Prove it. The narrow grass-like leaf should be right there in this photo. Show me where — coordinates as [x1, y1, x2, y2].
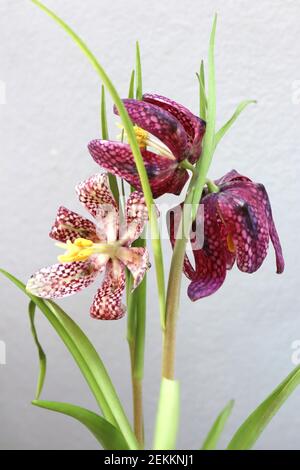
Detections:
[153, 378, 180, 450]
[197, 60, 207, 120]
[32, 400, 129, 450]
[128, 69, 135, 99]
[201, 399, 234, 450]
[0, 269, 139, 450]
[101, 85, 119, 202]
[228, 366, 300, 450]
[214, 99, 256, 150]
[28, 301, 47, 400]
[135, 41, 142, 100]
[31, 0, 165, 331]
[192, 14, 217, 216]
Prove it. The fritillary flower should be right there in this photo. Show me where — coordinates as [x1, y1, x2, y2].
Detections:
[26, 173, 150, 320]
[168, 170, 284, 301]
[88, 94, 206, 198]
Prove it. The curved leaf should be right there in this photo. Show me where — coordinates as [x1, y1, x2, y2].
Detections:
[201, 399, 234, 450]
[214, 100, 256, 150]
[228, 366, 300, 450]
[32, 400, 129, 450]
[28, 301, 47, 399]
[0, 269, 139, 450]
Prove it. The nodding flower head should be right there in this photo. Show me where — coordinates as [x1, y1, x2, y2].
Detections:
[26, 173, 150, 320]
[168, 170, 284, 301]
[88, 93, 206, 198]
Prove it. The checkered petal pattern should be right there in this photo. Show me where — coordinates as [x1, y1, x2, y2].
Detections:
[90, 260, 126, 320]
[49, 206, 98, 243]
[26, 256, 104, 299]
[117, 247, 150, 290]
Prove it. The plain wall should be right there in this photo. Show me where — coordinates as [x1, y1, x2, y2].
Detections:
[0, 0, 300, 450]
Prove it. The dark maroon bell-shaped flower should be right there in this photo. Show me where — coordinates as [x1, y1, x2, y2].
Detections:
[88, 94, 206, 198]
[168, 170, 284, 301]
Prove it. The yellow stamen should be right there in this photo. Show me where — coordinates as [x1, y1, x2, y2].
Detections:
[227, 233, 235, 253]
[57, 237, 119, 263]
[133, 125, 149, 148]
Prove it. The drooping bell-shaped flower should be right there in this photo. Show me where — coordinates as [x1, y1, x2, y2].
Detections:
[168, 170, 284, 301]
[88, 94, 206, 198]
[26, 173, 150, 320]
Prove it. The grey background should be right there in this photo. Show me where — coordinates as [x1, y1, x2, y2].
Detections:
[0, 0, 299, 450]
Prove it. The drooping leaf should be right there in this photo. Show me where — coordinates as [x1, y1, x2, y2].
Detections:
[227, 366, 300, 450]
[201, 399, 234, 450]
[0, 269, 139, 450]
[214, 99, 256, 150]
[32, 400, 129, 450]
[153, 378, 180, 450]
[28, 301, 47, 400]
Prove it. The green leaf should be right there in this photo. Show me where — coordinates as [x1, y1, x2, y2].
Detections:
[135, 41, 142, 100]
[31, 0, 165, 331]
[192, 14, 217, 217]
[0, 269, 139, 450]
[153, 378, 180, 450]
[101, 85, 120, 202]
[28, 301, 47, 400]
[128, 69, 135, 100]
[201, 399, 234, 450]
[228, 365, 300, 450]
[214, 99, 256, 150]
[32, 400, 129, 450]
[196, 60, 207, 121]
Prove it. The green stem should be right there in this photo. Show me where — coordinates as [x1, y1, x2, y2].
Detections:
[161, 15, 218, 380]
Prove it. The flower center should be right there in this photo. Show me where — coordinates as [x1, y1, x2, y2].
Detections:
[57, 238, 119, 263]
[117, 123, 175, 159]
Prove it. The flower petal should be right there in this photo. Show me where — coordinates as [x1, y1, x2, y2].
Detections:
[26, 257, 104, 299]
[76, 173, 118, 242]
[76, 173, 117, 218]
[88, 140, 180, 198]
[188, 195, 228, 300]
[217, 186, 270, 273]
[90, 260, 126, 320]
[122, 191, 148, 244]
[117, 247, 149, 290]
[167, 203, 196, 279]
[116, 99, 188, 161]
[49, 206, 98, 243]
[257, 184, 284, 273]
[142, 93, 206, 163]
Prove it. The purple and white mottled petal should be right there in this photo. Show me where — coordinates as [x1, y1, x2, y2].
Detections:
[90, 260, 126, 320]
[26, 256, 104, 299]
[142, 93, 206, 163]
[116, 99, 189, 161]
[189, 194, 228, 300]
[256, 184, 284, 273]
[76, 173, 117, 219]
[121, 191, 148, 244]
[117, 247, 150, 290]
[49, 206, 98, 243]
[88, 140, 179, 198]
[217, 187, 270, 273]
[215, 170, 252, 186]
[167, 203, 197, 279]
